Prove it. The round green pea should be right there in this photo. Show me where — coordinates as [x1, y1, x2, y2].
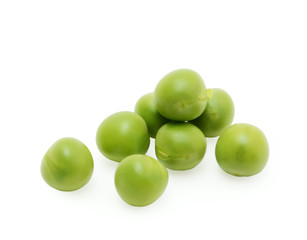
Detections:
[41, 137, 94, 191]
[191, 88, 234, 138]
[114, 154, 169, 207]
[134, 92, 169, 138]
[155, 122, 207, 170]
[96, 111, 150, 162]
[154, 69, 207, 121]
[215, 123, 269, 176]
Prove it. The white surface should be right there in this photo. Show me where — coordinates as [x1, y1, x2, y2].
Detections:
[1, 0, 306, 239]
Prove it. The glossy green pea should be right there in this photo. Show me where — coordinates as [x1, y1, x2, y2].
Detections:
[114, 154, 168, 207]
[155, 122, 207, 170]
[191, 88, 234, 138]
[215, 123, 269, 176]
[134, 92, 169, 138]
[41, 137, 94, 191]
[154, 69, 207, 121]
[96, 111, 150, 162]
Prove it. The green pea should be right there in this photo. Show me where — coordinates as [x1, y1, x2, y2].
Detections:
[41, 137, 94, 191]
[191, 88, 234, 138]
[134, 92, 169, 138]
[215, 123, 269, 176]
[96, 111, 150, 162]
[154, 69, 207, 121]
[114, 154, 169, 207]
[155, 122, 207, 170]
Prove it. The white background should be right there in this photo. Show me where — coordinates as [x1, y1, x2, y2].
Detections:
[1, 0, 306, 239]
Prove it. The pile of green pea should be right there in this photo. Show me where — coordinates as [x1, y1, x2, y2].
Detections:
[41, 69, 269, 207]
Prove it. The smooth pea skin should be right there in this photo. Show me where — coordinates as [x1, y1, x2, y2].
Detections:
[191, 88, 234, 138]
[41, 137, 94, 191]
[154, 69, 208, 121]
[96, 111, 150, 162]
[114, 154, 168, 207]
[215, 123, 269, 176]
[134, 92, 169, 138]
[155, 122, 207, 170]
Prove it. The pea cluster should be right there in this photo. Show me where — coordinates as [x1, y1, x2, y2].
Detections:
[41, 69, 269, 206]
